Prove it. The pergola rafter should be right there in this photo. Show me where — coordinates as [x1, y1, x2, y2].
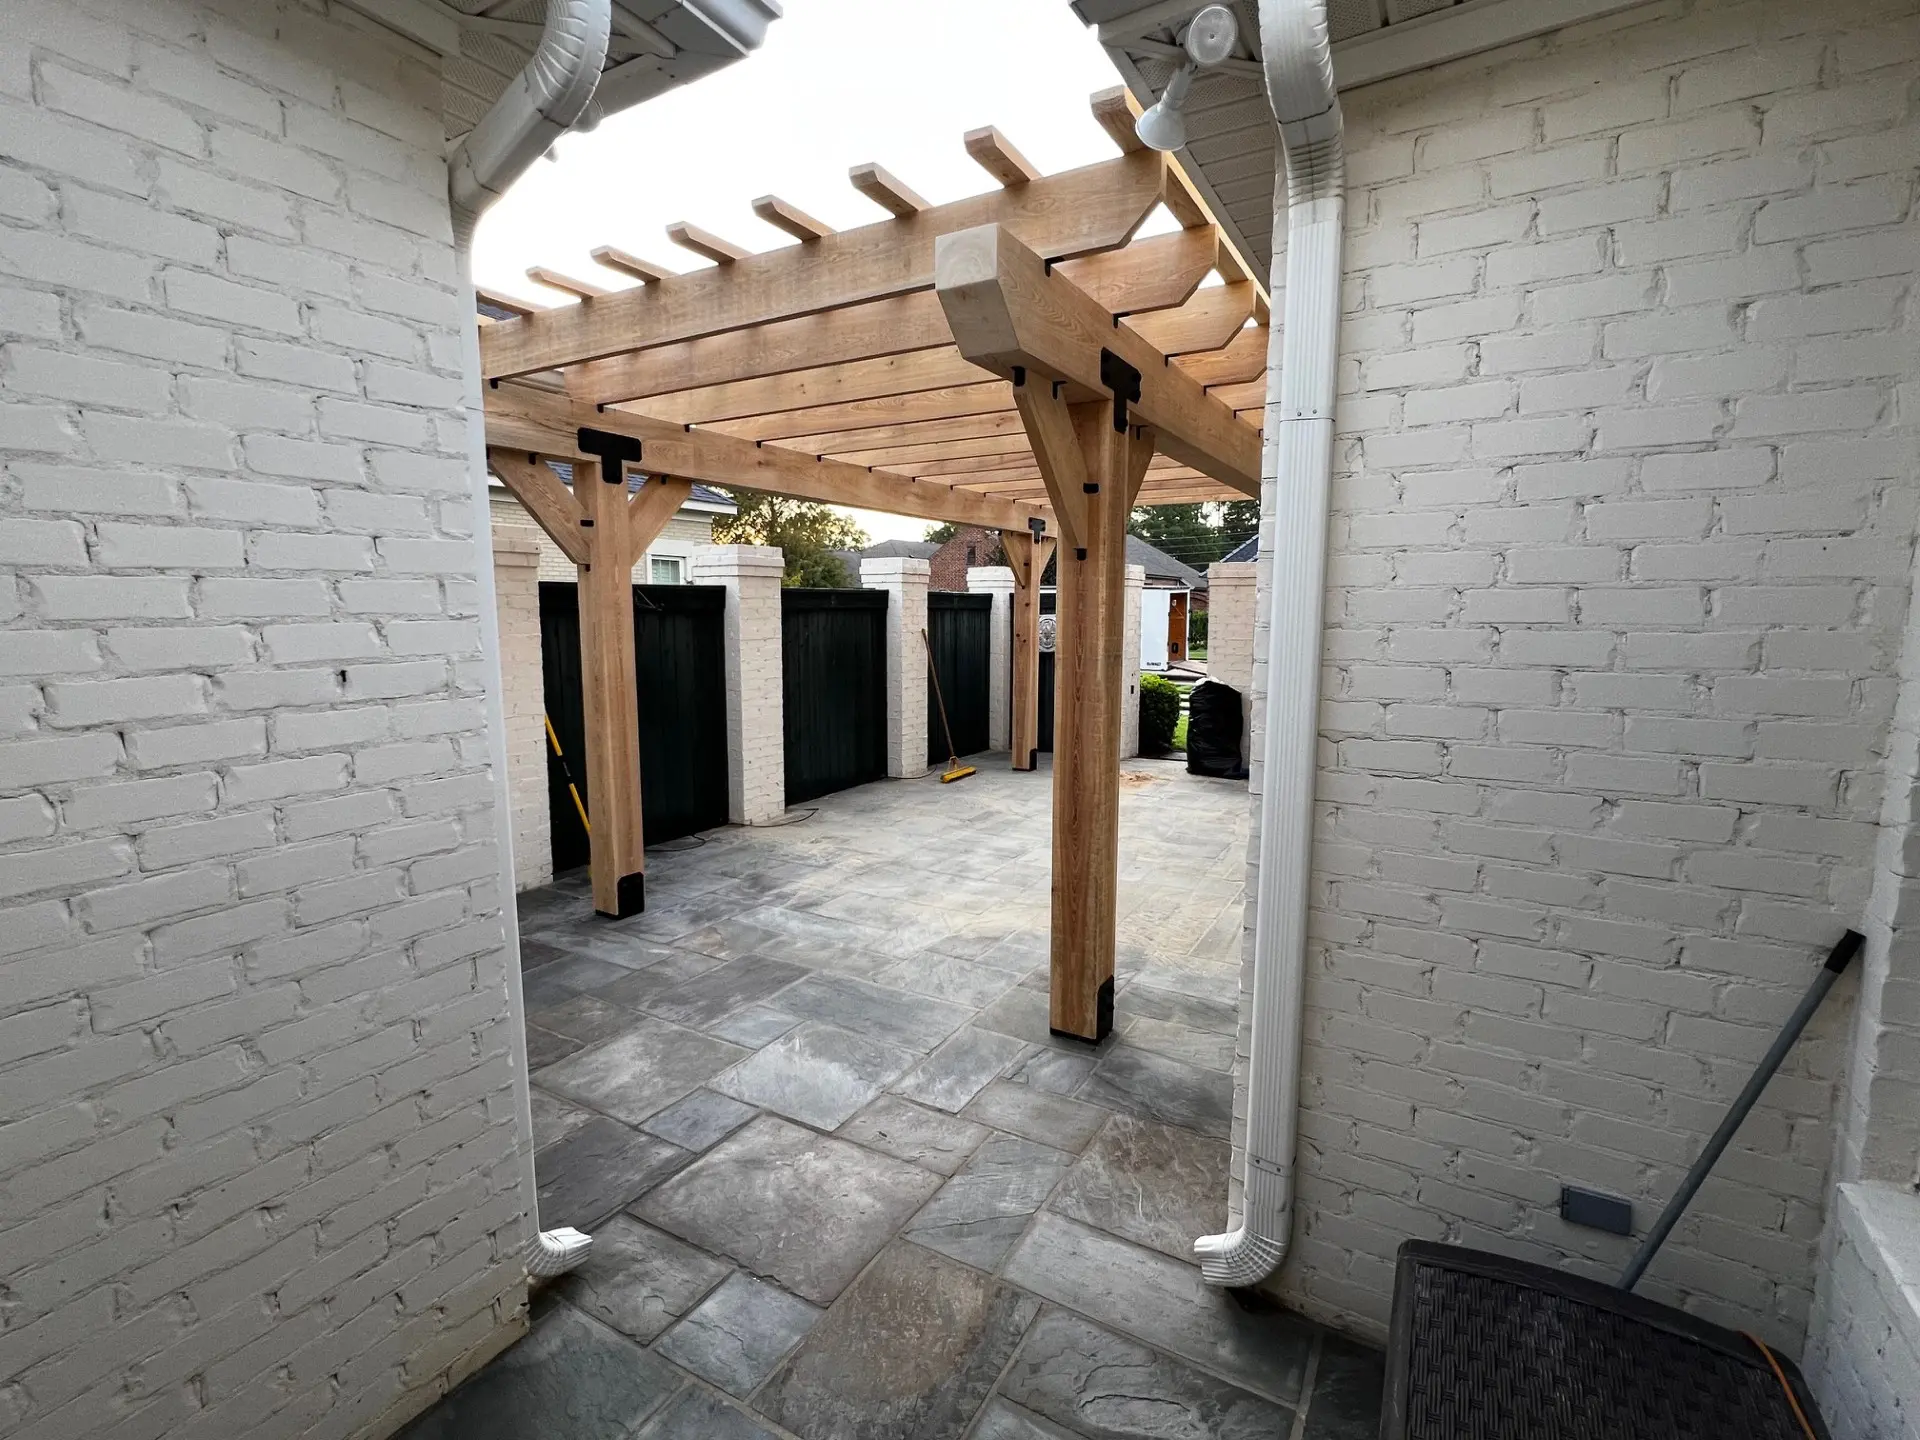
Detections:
[481, 92, 1273, 1037]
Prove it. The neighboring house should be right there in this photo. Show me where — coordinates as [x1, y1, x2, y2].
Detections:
[1217, 533, 1257, 565]
[929, 525, 999, 589]
[0, 4, 773, 1440]
[829, 537, 941, 581]
[486, 461, 737, 584]
[1083, 0, 1920, 1420]
[1126, 533, 1205, 669]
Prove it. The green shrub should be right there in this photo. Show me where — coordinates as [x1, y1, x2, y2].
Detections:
[1188, 611, 1209, 648]
[1140, 673, 1182, 755]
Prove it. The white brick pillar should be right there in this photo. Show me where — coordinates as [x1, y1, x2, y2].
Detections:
[692, 545, 786, 823]
[1207, 561, 1258, 766]
[1121, 563, 1145, 760]
[969, 565, 1014, 754]
[862, 557, 931, 778]
[492, 534, 552, 890]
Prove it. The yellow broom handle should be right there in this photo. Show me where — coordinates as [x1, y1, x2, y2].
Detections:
[544, 714, 591, 833]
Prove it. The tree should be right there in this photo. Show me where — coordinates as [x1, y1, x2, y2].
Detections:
[1218, 499, 1259, 555]
[923, 522, 959, 544]
[713, 489, 868, 588]
[1127, 500, 1261, 569]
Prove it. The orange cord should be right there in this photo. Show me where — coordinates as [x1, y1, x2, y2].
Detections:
[1744, 1332, 1819, 1440]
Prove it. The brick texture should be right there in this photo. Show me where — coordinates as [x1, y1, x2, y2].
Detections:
[690, 545, 786, 825]
[968, 565, 1015, 753]
[1805, 1183, 1920, 1439]
[1233, 0, 1920, 1353]
[492, 535, 550, 891]
[1207, 562, 1257, 768]
[1122, 563, 1144, 761]
[0, 4, 533, 1437]
[863, 557, 931, 779]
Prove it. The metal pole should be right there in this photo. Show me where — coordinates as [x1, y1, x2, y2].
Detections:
[1618, 929, 1863, 1291]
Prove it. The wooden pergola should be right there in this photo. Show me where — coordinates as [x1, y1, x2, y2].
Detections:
[481, 90, 1268, 1042]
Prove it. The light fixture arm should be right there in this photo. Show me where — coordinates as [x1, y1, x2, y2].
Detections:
[1134, 4, 1241, 152]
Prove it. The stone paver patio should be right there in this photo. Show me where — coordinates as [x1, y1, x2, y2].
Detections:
[402, 756, 1383, 1439]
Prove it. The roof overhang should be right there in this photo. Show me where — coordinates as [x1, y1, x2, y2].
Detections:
[1079, 0, 1662, 275]
[336, 0, 781, 141]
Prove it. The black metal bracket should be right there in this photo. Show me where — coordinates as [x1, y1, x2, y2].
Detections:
[1027, 516, 1046, 540]
[577, 427, 643, 484]
[1011, 365, 1026, 389]
[1100, 348, 1141, 434]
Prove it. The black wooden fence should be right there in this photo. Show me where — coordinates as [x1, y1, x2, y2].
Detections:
[539, 582, 731, 869]
[1036, 590, 1058, 753]
[927, 592, 991, 764]
[782, 589, 888, 805]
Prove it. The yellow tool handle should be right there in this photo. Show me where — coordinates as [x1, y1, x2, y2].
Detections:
[544, 714, 591, 833]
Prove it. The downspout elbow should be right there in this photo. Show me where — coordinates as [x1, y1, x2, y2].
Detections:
[1195, 0, 1343, 1291]
[449, 0, 612, 238]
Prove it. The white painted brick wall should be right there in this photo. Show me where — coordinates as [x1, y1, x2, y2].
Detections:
[1806, 1183, 1920, 1440]
[863, 557, 931, 779]
[968, 565, 1014, 753]
[1208, 562, 1258, 768]
[1831, 510, 1920, 1190]
[1122, 563, 1144, 760]
[1232, 0, 1920, 1352]
[0, 4, 532, 1437]
[690, 545, 785, 824]
[492, 535, 550, 891]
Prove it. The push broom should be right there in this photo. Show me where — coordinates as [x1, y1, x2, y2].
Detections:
[920, 628, 976, 783]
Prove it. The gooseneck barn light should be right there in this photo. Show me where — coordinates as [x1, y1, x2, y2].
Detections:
[1135, 5, 1241, 152]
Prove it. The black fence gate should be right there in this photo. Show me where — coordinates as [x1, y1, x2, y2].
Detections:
[540, 582, 731, 870]
[927, 592, 991, 764]
[783, 589, 887, 805]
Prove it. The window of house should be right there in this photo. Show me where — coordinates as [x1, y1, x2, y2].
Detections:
[649, 555, 684, 585]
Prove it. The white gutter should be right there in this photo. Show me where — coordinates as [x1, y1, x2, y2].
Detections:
[448, 0, 611, 1279]
[1195, 0, 1345, 1289]
[448, 0, 612, 242]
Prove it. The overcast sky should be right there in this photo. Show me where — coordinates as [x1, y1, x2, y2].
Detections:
[474, 0, 1157, 542]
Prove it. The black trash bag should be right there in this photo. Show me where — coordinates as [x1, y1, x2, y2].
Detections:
[1186, 679, 1246, 779]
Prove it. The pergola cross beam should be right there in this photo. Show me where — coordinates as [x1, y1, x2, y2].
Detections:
[935, 223, 1261, 499]
[485, 385, 1053, 534]
[481, 150, 1169, 378]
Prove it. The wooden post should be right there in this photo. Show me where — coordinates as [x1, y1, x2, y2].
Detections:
[1016, 381, 1156, 1042]
[495, 436, 689, 920]
[1003, 528, 1054, 772]
[573, 457, 647, 918]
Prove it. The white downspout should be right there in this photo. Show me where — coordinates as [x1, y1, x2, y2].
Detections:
[1195, 0, 1344, 1289]
[448, 0, 610, 1281]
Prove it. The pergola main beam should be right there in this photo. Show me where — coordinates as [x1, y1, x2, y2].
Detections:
[481, 152, 1169, 378]
[934, 224, 1262, 497]
[485, 385, 1054, 534]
